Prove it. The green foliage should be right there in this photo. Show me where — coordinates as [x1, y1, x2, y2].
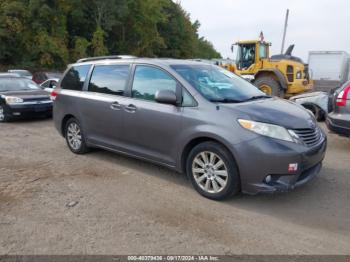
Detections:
[72, 37, 90, 61]
[0, 0, 221, 70]
[92, 26, 108, 56]
[195, 37, 221, 59]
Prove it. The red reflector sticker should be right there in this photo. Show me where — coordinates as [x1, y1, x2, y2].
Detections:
[288, 163, 298, 172]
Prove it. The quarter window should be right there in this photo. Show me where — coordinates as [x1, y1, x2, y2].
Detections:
[132, 66, 177, 102]
[41, 81, 49, 88]
[61, 65, 90, 91]
[88, 65, 129, 96]
[182, 88, 197, 107]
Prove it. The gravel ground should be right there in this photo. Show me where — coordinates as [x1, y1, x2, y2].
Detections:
[0, 119, 349, 255]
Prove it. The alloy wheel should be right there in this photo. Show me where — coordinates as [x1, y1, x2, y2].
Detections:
[192, 151, 228, 194]
[67, 122, 82, 150]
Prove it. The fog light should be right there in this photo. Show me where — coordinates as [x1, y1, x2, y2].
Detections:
[265, 175, 272, 183]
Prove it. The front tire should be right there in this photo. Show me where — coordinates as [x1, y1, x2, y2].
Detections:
[186, 142, 240, 200]
[254, 77, 284, 97]
[0, 105, 9, 123]
[65, 118, 89, 154]
[303, 104, 325, 122]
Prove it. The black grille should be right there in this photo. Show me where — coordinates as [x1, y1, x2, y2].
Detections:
[23, 96, 50, 102]
[292, 127, 322, 147]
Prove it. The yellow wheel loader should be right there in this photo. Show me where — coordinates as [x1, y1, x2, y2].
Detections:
[224, 40, 313, 97]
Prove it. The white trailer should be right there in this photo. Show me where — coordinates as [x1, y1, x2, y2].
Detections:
[308, 51, 350, 91]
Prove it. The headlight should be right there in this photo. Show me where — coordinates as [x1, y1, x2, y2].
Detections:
[296, 71, 302, 79]
[5, 96, 24, 104]
[238, 119, 298, 143]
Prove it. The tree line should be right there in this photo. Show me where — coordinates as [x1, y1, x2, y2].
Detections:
[0, 0, 221, 70]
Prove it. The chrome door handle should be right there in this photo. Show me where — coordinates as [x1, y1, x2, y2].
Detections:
[124, 104, 137, 113]
[110, 101, 122, 110]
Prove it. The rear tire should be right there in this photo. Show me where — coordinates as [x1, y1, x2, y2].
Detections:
[254, 77, 284, 97]
[65, 118, 89, 154]
[186, 142, 240, 200]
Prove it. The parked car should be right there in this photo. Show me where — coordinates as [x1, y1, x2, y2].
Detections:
[53, 58, 327, 200]
[0, 77, 52, 122]
[326, 80, 350, 137]
[0, 73, 21, 78]
[7, 69, 32, 79]
[32, 72, 62, 84]
[40, 78, 59, 94]
[289, 91, 329, 121]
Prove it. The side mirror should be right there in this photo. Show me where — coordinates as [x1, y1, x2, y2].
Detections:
[155, 89, 177, 105]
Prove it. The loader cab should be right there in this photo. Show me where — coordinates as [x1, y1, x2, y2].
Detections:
[233, 41, 270, 71]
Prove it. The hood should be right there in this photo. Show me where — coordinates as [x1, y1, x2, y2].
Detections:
[289, 91, 327, 100]
[221, 97, 316, 129]
[0, 89, 50, 101]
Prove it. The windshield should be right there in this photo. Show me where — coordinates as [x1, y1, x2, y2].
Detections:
[170, 64, 267, 102]
[0, 78, 40, 92]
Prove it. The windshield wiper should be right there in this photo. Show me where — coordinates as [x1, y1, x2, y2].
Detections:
[243, 95, 271, 102]
[209, 98, 243, 103]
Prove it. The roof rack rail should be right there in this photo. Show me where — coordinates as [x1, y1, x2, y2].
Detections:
[77, 55, 137, 63]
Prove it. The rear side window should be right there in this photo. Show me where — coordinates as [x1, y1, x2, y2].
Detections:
[88, 65, 129, 96]
[132, 65, 177, 102]
[61, 65, 90, 91]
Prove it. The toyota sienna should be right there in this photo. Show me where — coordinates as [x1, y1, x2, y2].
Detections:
[53, 57, 327, 200]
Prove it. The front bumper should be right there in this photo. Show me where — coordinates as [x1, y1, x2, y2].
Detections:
[231, 133, 327, 195]
[326, 113, 350, 137]
[6, 101, 53, 118]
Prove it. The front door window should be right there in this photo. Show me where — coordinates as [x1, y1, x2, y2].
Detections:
[132, 65, 177, 102]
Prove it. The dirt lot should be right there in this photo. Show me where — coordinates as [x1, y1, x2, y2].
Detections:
[0, 119, 349, 255]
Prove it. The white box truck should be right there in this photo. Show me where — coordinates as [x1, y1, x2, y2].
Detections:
[308, 51, 350, 91]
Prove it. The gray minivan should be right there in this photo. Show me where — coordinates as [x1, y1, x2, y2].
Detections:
[53, 57, 327, 200]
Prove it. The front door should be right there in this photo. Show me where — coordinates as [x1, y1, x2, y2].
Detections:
[121, 65, 183, 166]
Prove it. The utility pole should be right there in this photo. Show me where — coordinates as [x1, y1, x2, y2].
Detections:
[281, 9, 289, 54]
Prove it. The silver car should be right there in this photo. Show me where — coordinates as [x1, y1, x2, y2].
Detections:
[53, 58, 327, 200]
[40, 78, 59, 94]
[7, 69, 32, 79]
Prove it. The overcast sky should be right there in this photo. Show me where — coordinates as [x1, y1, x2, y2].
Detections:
[179, 0, 350, 61]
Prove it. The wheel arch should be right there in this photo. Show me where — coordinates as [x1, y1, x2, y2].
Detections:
[180, 136, 240, 176]
[61, 114, 77, 137]
[255, 69, 288, 90]
[300, 102, 325, 121]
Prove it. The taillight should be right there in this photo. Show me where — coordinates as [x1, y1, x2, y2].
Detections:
[336, 85, 350, 107]
[50, 90, 59, 101]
